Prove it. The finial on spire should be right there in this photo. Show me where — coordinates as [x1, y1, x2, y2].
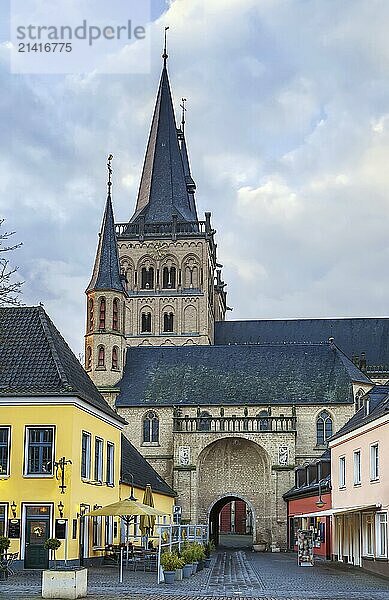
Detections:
[162, 26, 169, 66]
[107, 154, 113, 198]
[180, 97, 187, 133]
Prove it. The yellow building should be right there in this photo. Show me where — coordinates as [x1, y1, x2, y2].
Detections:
[0, 305, 175, 569]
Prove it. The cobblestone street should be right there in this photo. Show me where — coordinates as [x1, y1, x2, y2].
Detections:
[1, 551, 388, 600]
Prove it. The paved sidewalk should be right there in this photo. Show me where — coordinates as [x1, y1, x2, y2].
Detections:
[0, 550, 388, 600]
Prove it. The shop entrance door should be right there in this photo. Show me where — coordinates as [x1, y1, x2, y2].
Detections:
[24, 506, 50, 569]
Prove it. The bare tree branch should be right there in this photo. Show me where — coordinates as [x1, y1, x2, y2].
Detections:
[0, 218, 24, 306]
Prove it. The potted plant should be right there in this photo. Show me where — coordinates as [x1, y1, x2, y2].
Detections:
[44, 538, 61, 568]
[160, 551, 181, 584]
[0, 537, 10, 581]
[174, 556, 185, 581]
[204, 540, 215, 568]
[193, 542, 205, 571]
[181, 546, 195, 577]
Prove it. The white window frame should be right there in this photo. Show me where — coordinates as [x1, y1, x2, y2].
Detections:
[376, 512, 388, 558]
[24, 426, 55, 477]
[94, 437, 103, 483]
[353, 449, 361, 486]
[0, 427, 11, 477]
[339, 456, 346, 488]
[81, 432, 91, 480]
[92, 515, 102, 548]
[362, 512, 375, 557]
[105, 516, 114, 545]
[106, 442, 114, 486]
[370, 443, 379, 482]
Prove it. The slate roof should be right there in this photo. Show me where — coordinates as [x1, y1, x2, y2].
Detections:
[130, 66, 198, 224]
[283, 473, 331, 501]
[330, 385, 389, 441]
[120, 434, 175, 497]
[116, 342, 370, 407]
[86, 194, 125, 294]
[0, 306, 126, 423]
[215, 318, 389, 367]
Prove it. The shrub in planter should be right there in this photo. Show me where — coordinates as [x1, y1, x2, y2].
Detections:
[204, 540, 215, 558]
[0, 537, 10, 555]
[160, 551, 181, 584]
[44, 538, 61, 568]
[181, 545, 196, 575]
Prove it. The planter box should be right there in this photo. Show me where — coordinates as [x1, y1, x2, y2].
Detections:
[42, 568, 88, 599]
[253, 544, 266, 552]
[182, 564, 192, 578]
[175, 568, 183, 581]
[163, 570, 175, 584]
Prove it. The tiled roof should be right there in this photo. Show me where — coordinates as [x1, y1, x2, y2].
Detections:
[283, 474, 331, 500]
[120, 434, 175, 497]
[215, 318, 389, 367]
[330, 385, 389, 441]
[86, 194, 125, 294]
[116, 342, 369, 407]
[0, 306, 126, 423]
[130, 66, 198, 224]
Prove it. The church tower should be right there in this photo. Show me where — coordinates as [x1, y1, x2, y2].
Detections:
[85, 156, 127, 390]
[115, 48, 227, 347]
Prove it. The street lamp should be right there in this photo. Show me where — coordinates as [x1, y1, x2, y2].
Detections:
[316, 479, 327, 509]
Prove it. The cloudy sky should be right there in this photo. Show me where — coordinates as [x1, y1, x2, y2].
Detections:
[1, 0, 389, 355]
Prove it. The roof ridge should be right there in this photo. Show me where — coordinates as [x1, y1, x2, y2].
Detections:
[36, 306, 72, 392]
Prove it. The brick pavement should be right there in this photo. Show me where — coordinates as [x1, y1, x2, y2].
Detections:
[0, 550, 388, 600]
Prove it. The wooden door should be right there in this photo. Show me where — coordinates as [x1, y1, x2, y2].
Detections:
[24, 506, 50, 569]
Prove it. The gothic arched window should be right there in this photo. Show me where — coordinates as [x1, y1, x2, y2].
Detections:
[163, 312, 174, 333]
[141, 267, 154, 290]
[99, 297, 106, 330]
[97, 345, 105, 368]
[86, 346, 92, 370]
[143, 411, 159, 443]
[141, 312, 152, 333]
[112, 346, 119, 370]
[162, 266, 176, 289]
[316, 410, 333, 445]
[257, 410, 270, 431]
[112, 298, 119, 331]
[88, 299, 94, 332]
[198, 411, 211, 431]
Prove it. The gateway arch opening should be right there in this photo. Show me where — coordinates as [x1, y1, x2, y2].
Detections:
[209, 496, 254, 548]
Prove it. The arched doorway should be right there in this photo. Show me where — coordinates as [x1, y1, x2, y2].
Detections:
[197, 437, 271, 546]
[209, 495, 254, 548]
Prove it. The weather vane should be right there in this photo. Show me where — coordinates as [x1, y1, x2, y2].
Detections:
[107, 154, 113, 196]
[162, 26, 169, 66]
[180, 98, 187, 133]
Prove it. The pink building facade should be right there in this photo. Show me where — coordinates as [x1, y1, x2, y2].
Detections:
[329, 386, 389, 578]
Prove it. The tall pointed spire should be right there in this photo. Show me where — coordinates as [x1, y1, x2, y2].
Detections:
[86, 156, 125, 293]
[130, 37, 198, 224]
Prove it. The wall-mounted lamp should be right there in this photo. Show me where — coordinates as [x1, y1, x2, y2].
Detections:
[10, 501, 17, 518]
[316, 479, 327, 509]
[57, 501, 64, 518]
[77, 503, 88, 518]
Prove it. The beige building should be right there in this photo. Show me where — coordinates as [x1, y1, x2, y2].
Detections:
[329, 386, 389, 577]
[84, 50, 389, 550]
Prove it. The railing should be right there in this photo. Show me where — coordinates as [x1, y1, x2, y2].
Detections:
[173, 415, 297, 434]
[116, 220, 207, 238]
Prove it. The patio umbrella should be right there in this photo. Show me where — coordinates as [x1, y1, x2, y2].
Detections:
[84, 498, 167, 517]
[140, 484, 156, 535]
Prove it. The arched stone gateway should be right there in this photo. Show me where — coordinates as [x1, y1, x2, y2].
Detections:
[208, 494, 255, 548]
[197, 438, 272, 546]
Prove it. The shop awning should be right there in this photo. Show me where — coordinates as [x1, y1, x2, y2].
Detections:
[295, 503, 381, 519]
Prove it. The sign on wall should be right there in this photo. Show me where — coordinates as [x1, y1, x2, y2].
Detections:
[178, 446, 191, 466]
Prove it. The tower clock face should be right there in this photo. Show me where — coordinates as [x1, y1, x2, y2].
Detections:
[148, 242, 169, 261]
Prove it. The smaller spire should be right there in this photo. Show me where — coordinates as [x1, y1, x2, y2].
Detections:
[162, 26, 169, 67]
[180, 97, 187, 134]
[107, 154, 113, 197]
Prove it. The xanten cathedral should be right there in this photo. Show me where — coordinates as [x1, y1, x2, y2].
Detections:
[84, 51, 389, 550]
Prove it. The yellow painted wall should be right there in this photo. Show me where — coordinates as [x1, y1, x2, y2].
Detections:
[0, 401, 123, 563]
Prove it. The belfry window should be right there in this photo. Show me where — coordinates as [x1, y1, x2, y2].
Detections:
[99, 297, 106, 329]
[112, 346, 119, 370]
[141, 312, 152, 333]
[86, 346, 92, 370]
[316, 411, 333, 445]
[97, 345, 105, 368]
[141, 267, 154, 290]
[162, 266, 176, 289]
[88, 299, 94, 332]
[112, 298, 119, 331]
[143, 411, 159, 443]
[163, 312, 174, 333]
